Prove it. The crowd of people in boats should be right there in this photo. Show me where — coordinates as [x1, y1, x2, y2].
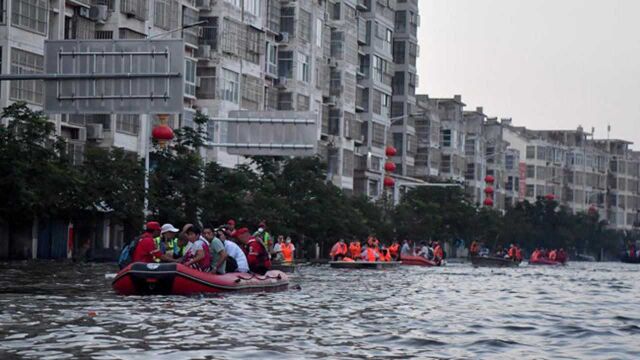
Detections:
[468, 240, 567, 263]
[121, 220, 295, 275]
[329, 237, 446, 265]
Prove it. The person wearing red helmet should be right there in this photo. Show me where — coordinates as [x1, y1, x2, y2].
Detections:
[233, 227, 271, 275]
[132, 221, 162, 263]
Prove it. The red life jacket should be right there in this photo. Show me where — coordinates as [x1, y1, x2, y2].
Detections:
[363, 247, 377, 262]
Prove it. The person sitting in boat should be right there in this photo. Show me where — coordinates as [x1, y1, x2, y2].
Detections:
[330, 239, 348, 261]
[131, 221, 163, 263]
[361, 237, 380, 262]
[181, 224, 212, 272]
[548, 249, 558, 261]
[272, 235, 284, 262]
[216, 227, 249, 273]
[469, 240, 480, 257]
[281, 236, 295, 263]
[156, 223, 180, 262]
[203, 225, 228, 275]
[401, 240, 412, 257]
[379, 245, 391, 262]
[530, 248, 541, 262]
[349, 239, 362, 260]
[234, 227, 271, 275]
[388, 240, 400, 261]
[508, 244, 517, 261]
[417, 243, 434, 260]
[557, 248, 567, 263]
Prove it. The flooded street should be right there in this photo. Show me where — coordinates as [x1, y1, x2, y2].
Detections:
[0, 261, 639, 359]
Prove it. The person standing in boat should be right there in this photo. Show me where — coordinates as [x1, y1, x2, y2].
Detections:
[272, 235, 284, 261]
[388, 240, 400, 261]
[216, 227, 249, 273]
[254, 221, 272, 254]
[181, 224, 212, 272]
[131, 221, 162, 263]
[433, 241, 444, 264]
[234, 227, 272, 275]
[203, 225, 228, 274]
[281, 237, 295, 263]
[400, 239, 411, 257]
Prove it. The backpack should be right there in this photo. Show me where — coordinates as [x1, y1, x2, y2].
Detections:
[118, 236, 141, 269]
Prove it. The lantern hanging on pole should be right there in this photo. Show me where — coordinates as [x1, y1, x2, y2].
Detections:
[383, 176, 395, 188]
[484, 175, 495, 184]
[384, 162, 397, 172]
[483, 198, 494, 207]
[545, 193, 555, 201]
[152, 114, 174, 148]
[483, 186, 494, 195]
[385, 146, 397, 157]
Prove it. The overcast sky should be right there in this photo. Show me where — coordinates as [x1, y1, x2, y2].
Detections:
[417, 0, 640, 148]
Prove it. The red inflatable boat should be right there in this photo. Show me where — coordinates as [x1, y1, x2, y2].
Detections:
[112, 262, 289, 295]
[400, 255, 440, 267]
[528, 258, 565, 266]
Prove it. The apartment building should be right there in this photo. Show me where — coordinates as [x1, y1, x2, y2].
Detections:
[462, 107, 486, 205]
[412, 95, 440, 179]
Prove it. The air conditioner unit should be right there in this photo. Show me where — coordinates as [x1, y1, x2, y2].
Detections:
[89, 5, 109, 24]
[327, 95, 338, 105]
[276, 77, 288, 88]
[78, 7, 91, 19]
[196, 45, 211, 59]
[78, 127, 87, 142]
[276, 32, 289, 43]
[86, 124, 104, 140]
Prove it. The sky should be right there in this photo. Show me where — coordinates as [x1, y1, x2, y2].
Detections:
[417, 0, 640, 148]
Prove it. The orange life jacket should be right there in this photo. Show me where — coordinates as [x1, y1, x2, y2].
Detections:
[281, 243, 294, 262]
[434, 245, 444, 259]
[470, 242, 479, 254]
[531, 250, 540, 261]
[515, 248, 522, 261]
[389, 244, 399, 258]
[349, 242, 361, 259]
[549, 250, 557, 261]
[508, 247, 516, 259]
[330, 242, 347, 258]
[363, 247, 377, 262]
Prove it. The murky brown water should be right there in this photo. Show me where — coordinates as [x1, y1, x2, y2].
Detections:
[0, 261, 639, 359]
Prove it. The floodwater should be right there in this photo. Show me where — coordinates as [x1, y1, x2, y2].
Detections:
[0, 261, 639, 359]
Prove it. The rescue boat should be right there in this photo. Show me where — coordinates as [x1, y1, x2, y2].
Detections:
[112, 262, 289, 295]
[329, 261, 401, 269]
[470, 255, 520, 268]
[400, 255, 440, 267]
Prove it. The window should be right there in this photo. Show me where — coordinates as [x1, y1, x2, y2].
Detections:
[184, 58, 196, 98]
[241, 75, 262, 110]
[368, 180, 379, 197]
[526, 185, 534, 197]
[220, 18, 244, 55]
[395, 10, 406, 32]
[393, 133, 403, 153]
[381, 92, 391, 117]
[441, 155, 451, 173]
[264, 86, 278, 110]
[506, 176, 514, 191]
[465, 139, 475, 156]
[119, 28, 145, 39]
[526, 145, 535, 159]
[392, 72, 404, 95]
[244, 26, 263, 64]
[372, 90, 381, 114]
[225, 0, 240, 7]
[265, 42, 277, 76]
[154, 0, 174, 30]
[537, 146, 546, 160]
[278, 50, 293, 78]
[196, 67, 215, 99]
[297, 53, 310, 83]
[121, 0, 148, 20]
[315, 18, 323, 48]
[526, 165, 535, 178]
[10, 48, 43, 104]
[116, 114, 140, 135]
[505, 154, 515, 170]
[221, 68, 239, 103]
[330, 30, 344, 59]
[372, 55, 387, 83]
[244, 0, 260, 16]
[298, 9, 311, 42]
[393, 41, 405, 64]
[441, 129, 451, 147]
[278, 92, 293, 110]
[372, 123, 385, 147]
[536, 185, 545, 197]
[266, 0, 279, 33]
[200, 17, 218, 50]
[297, 94, 310, 111]
[280, 7, 294, 35]
[12, 0, 48, 34]
[465, 163, 475, 180]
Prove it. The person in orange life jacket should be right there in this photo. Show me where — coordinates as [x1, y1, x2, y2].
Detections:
[379, 245, 391, 262]
[530, 248, 541, 261]
[557, 248, 567, 263]
[181, 224, 212, 272]
[433, 241, 444, 260]
[388, 241, 400, 261]
[508, 244, 517, 260]
[515, 245, 523, 261]
[330, 239, 348, 261]
[349, 239, 362, 259]
[281, 236, 295, 263]
[360, 237, 380, 262]
[132, 221, 162, 263]
[549, 249, 558, 261]
[234, 227, 271, 275]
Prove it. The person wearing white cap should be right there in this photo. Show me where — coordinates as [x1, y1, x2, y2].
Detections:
[155, 223, 180, 261]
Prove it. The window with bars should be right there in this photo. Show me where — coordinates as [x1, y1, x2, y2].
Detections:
[278, 50, 293, 78]
[11, 0, 47, 34]
[393, 40, 405, 64]
[392, 71, 404, 95]
[182, 7, 199, 46]
[297, 94, 310, 111]
[196, 67, 216, 99]
[119, 28, 145, 39]
[372, 90, 381, 115]
[298, 9, 311, 42]
[244, 0, 260, 16]
[395, 10, 406, 32]
[266, 0, 280, 33]
[372, 122, 385, 147]
[221, 18, 244, 56]
[116, 114, 140, 135]
[331, 30, 344, 60]
[264, 86, 278, 110]
[10, 48, 43, 104]
[200, 17, 218, 50]
[280, 7, 294, 35]
[244, 26, 263, 64]
[95, 30, 114, 39]
[343, 149, 354, 177]
[278, 92, 293, 110]
[121, 0, 148, 20]
[154, 0, 174, 30]
[241, 74, 262, 110]
[441, 155, 451, 173]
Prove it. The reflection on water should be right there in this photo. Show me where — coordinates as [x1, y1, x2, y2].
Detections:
[0, 261, 639, 359]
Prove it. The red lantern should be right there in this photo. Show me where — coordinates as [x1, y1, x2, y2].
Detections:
[384, 162, 397, 172]
[152, 114, 174, 147]
[545, 193, 555, 201]
[483, 198, 494, 206]
[385, 146, 397, 157]
[484, 186, 494, 194]
[383, 176, 395, 188]
[588, 205, 598, 214]
[484, 175, 495, 184]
